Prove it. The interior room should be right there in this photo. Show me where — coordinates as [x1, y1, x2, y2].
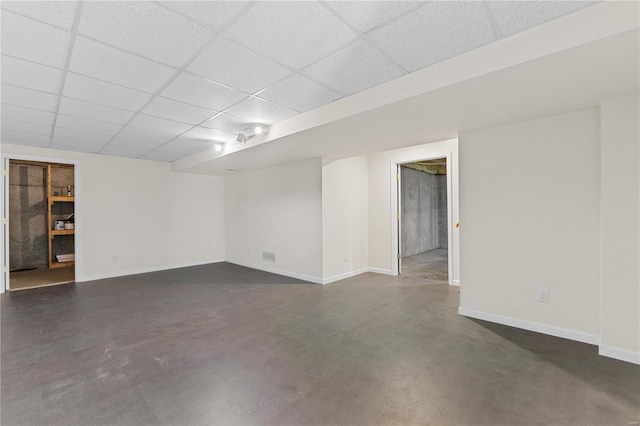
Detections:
[1, 1, 638, 425]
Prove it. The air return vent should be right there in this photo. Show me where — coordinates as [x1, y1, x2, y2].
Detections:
[262, 251, 276, 263]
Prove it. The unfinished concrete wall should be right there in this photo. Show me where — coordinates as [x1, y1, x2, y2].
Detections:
[437, 174, 448, 249]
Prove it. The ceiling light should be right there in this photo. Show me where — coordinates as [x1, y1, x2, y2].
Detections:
[254, 126, 264, 135]
[237, 124, 269, 143]
[213, 143, 224, 152]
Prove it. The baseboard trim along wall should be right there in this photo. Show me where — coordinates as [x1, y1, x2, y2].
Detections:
[322, 268, 370, 285]
[599, 345, 640, 365]
[78, 259, 225, 282]
[367, 267, 394, 275]
[226, 260, 324, 284]
[452, 279, 461, 286]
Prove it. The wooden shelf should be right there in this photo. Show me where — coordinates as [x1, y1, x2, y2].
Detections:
[47, 165, 76, 269]
[51, 261, 74, 268]
[51, 229, 75, 237]
[50, 196, 75, 203]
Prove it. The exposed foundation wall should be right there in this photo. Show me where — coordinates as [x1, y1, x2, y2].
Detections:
[437, 174, 448, 248]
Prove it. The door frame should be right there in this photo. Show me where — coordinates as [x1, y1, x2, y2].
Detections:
[1, 153, 81, 293]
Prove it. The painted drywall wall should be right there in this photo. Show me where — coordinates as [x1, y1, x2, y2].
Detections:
[1, 144, 225, 287]
[600, 94, 640, 362]
[322, 156, 368, 282]
[368, 139, 459, 281]
[224, 158, 323, 282]
[458, 109, 600, 340]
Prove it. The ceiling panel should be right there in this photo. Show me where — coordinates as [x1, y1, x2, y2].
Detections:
[63, 73, 153, 112]
[53, 126, 113, 144]
[154, 138, 213, 156]
[118, 126, 176, 144]
[327, 1, 426, 34]
[51, 137, 105, 153]
[225, 97, 298, 125]
[59, 97, 135, 125]
[69, 36, 175, 93]
[1, 10, 71, 68]
[202, 113, 257, 134]
[486, 1, 597, 37]
[140, 150, 185, 162]
[79, 2, 213, 68]
[109, 137, 165, 151]
[55, 114, 123, 136]
[162, 1, 249, 32]
[180, 126, 237, 143]
[1, 104, 55, 125]
[367, 1, 497, 72]
[1, 84, 59, 111]
[0, 55, 63, 94]
[2, 118, 52, 136]
[302, 40, 404, 96]
[127, 114, 192, 136]
[258, 74, 341, 112]
[226, 2, 358, 69]
[100, 142, 153, 158]
[162, 73, 247, 111]
[188, 37, 291, 94]
[1, 1, 78, 30]
[1, 129, 51, 146]
[142, 97, 217, 125]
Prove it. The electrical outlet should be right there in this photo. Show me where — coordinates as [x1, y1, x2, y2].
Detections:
[538, 288, 549, 303]
[111, 255, 117, 262]
[343, 254, 349, 262]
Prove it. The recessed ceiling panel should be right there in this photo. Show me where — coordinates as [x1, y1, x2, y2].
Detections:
[162, 1, 249, 32]
[63, 73, 153, 112]
[1, 104, 55, 125]
[79, 1, 213, 67]
[1, 1, 78, 30]
[142, 97, 217, 125]
[226, 1, 358, 69]
[162, 73, 247, 111]
[59, 97, 135, 125]
[367, 1, 496, 72]
[118, 126, 176, 144]
[69, 36, 175, 93]
[201, 114, 249, 134]
[53, 126, 113, 144]
[127, 114, 193, 136]
[188, 37, 291, 94]
[0, 56, 63, 94]
[2, 129, 51, 146]
[327, 1, 426, 34]
[303, 40, 404, 95]
[1, 11, 71, 68]
[2, 118, 52, 136]
[225, 97, 297, 124]
[55, 114, 123, 136]
[258, 74, 341, 112]
[1, 84, 59, 111]
[180, 126, 236, 143]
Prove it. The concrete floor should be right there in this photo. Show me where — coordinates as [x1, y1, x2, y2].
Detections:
[401, 248, 448, 282]
[9, 266, 75, 290]
[1, 262, 638, 425]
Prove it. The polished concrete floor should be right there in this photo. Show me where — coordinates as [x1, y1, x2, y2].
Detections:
[1, 262, 638, 425]
[401, 248, 448, 282]
[9, 265, 75, 290]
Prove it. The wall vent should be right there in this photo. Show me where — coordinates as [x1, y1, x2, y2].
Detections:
[262, 251, 276, 263]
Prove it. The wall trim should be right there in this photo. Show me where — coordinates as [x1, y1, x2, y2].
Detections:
[452, 279, 460, 286]
[599, 345, 640, 365]
[322, 267, 369, 284]
[225, 259, 323, 284]
[458, 307, 599, 345]
[368, 267, 395, 275]
[78, 259, 224, 283]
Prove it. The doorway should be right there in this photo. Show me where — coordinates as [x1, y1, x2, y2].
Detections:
[398, 158, 449, 282]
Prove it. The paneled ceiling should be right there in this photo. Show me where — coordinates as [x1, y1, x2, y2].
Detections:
[1, 1, 596, 162]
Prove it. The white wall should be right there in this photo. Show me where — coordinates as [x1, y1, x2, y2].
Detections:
[367, 139, 460, 282]
[224, 158, 323, 282]
[322, 156, 368, 283]
[599, 94, 640, 363]
[458, 109, 601, 343]
[1, 143, 225, 288]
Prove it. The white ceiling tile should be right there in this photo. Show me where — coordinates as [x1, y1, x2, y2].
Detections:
[154, 138, 213, 156]
[226, 2, 358, 69]
[189, 37, 291, 94]
[327, 1, 426, 34]
[51, 137, 104, 153]
[303, 40, 404, 96]
[142, 97, 217, 125]
[100, 142, 156, 157]
[180, 127, 236, 143]
[1, 84, 59, 111]
[1, 1, 77, 30]
[2, 118, 52, 136]
[259, 74, 341, 112]
[63, 73, 153, 112]
[162, 1, 249, 32]
[56, 114, 123, 136]
[118, 126, 176, 144]
[486, 1, 598, 37]
[225, 97, 297, 125]
[1, 129, 50, 146]
[139, 151, 184, 162]
[59, 97, 134, 125]
[1, 104, 55, 125]
[367, 2, 496, 72]
[109, 136, 165, 150]
[69, 36, 175, 93]
[201, 113, 249, 134]
[1, 55, 63, 94]
[53, 127, 113, 144]
[127, 114, 192, 136]
[162, 73, 247, 111]
[79, 2, 213, 68]
[1, 10, 71, 68]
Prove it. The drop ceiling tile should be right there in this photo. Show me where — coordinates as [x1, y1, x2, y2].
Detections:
[127, 114, 192, 136]
[367, 1, 496, 72]
[79, 2, 213, 68]
[162, 1, 249, 32]
[142, 97, 217, 125]
[1, 129, 50, 146]
[59, 97, 134, 125]
[1, 56, 63, 94]
[188, 37, 291, 94]
[1, 1, 78, 30]
[2, 118, 52, 136]
[56, 114, 123, 136]
[63, 73, 153, 112]
[327, 1, 426, 34]
[302, 40, 404, 96]
[51, 137, 104, 153]
[486, 1, 598, 37]
[69, 36, 175, 93]
[1, 104, 55, 125]
[259, 74, 341, 112]
[226, 2, 357, 69]
[109, 136, 165, 150]
[1, 84, 58, 111]
[154, 138, 213, 156]
[1, 11, 71, 68]
[140, 151, 184, 162]
[100, 141, 157, 157]
[53, 127, 113, 144]
[118, 126, 176, 144]
[225, 97, 297, 125]
[162, 73, 247, 111]
[180, 127, 236, 143]
[201, 113, 249, 134]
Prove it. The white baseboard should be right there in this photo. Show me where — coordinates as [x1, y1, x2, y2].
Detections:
[458, 307, 599, 345]
[322, 268, 369, 284]
[599, 345, 640, 365]
[225, 260, 323, 284]
[368, 267, 394, 275]
[452, 279, 460, 286]
[77, 259, 224, 283]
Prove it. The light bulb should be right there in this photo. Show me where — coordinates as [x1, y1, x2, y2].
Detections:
[254, 126, 263, 135]
[213, 143, 224, 152]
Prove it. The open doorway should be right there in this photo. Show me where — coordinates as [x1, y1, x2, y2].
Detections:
[398, 158, 448, 282]
[6, 160, 75, 291]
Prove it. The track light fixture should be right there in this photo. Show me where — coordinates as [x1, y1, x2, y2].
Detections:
[237, 125, 269, 143]
[213, 143, 224, 152]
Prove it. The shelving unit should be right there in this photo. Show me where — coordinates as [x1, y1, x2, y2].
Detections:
[46, 165, 75, 269]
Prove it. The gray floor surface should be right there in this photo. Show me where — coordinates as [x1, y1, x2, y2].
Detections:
[401, 248, 448, 282]
[1, 262, 638, 425]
